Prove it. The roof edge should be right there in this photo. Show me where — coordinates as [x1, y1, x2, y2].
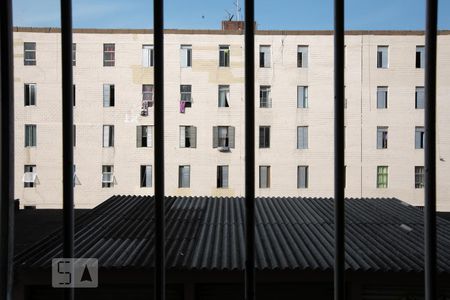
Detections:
[12, 26, 450, 35]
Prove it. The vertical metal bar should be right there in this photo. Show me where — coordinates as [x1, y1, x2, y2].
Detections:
[244, 0, 255, 298]
[334, 0, 345, 299]
[153, 0, 165, 298]
[424, 0, 438, 299]
[0, 0, 15, 299]
[61, 0, 75, 299]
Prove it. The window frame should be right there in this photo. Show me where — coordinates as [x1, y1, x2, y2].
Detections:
[416, 45, 425, 69]
[137, 125, 153, 148]
[103, 84, 115, 107]
[376, 126, 388, 149]
[180, 45, 192, 68]
[377, 166, 389, 188]
[297, 86, 308, 108]
[24, 83, 36, 106]
[219, 45, 230, 67]
[178, 165, 191, 188]
[218, 85, 230, 107]
[376, 86, 388, 109]
[24, 42, 36, 66]
[415, 166, 425, 189]
[24, 124, 37, 147]
[102, 165, 114, 188]
[23, 165, 37, 188]
[297, 45, 309, 68]
[377, 45, 388, 69]
[142, 44, 154, 67]
[103, 43, 115, 67]
[217, 165, 229, 188]
[259, 45, 271, 68]
[259, 165, 271, 188]
[259, 126, 270, 149]
[297, 126, 309, 149]
[297, 165, 309, 189]
[415, 86, 425, 109]
[259, 85, 272, 108]
[140, 165, 153, 188]
[102, 125, 114, 148]
[415, 126, 425, 149]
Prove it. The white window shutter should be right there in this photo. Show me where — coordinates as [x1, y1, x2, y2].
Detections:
[148, 126, 153, 148]
[213, 126, 218, 148]
[228, 126, 235, 148]
[103, 84, 110, 106]
[190, 126, 197, 148]
[103, 126, 109, 146]
[180, 126, 186, 148]
[137, 126, 142, 147]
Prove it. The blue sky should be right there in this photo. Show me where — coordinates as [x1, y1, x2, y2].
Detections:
[13, 0, 450, 30]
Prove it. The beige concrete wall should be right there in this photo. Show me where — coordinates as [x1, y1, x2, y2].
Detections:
[12, 29, 450, 210]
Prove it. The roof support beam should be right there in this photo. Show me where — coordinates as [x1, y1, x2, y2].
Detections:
[334, 0, 346, 299]
[0, 0, 15, 299]
[154, 0, 166, 298]
[424, 0, 438, 299]
[60, 0, 75, 298]
[245, 0, 256, 299]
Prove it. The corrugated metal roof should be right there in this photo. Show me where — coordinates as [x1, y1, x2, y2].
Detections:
[14, 196, 450, 273]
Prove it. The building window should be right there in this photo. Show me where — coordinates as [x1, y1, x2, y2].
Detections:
[416, 46, 425, 69]
[217, 165, 229, 188]
[297, 45, 308, 68]
[24, 42, 36, 65]
[297, 166, 309, 188]
[415, 126, 425, 149]
[23, 165, 37, 188]
[415, 166, 424, 189]
[180, 126, 197, 148]
[377, 46, 388, 69]
[259, 45, 271, 68]
[259, 166, 271, 188]
[415, 86, 424, 109]
[136, 125, 153, 148]
[377, 126, 388, 149]
[219, 45, 230, 67]
[297, 126, 308, 149]
[180, 45, 192, 68]
[140, 165, 152, 188]
[72, 43, 76, 66]
[73, 125, 76, 147]
[142, 84, 154, 116]
[260, 85, 272, 108]
[102, 165, 114, 188]
[180, 85, 192, 111]
[377, 166, 388, 188]
[178, 165, 190, 188]
[24, 83, 36, 106]
[25, 124, 37, 147]
[259, 126, 270, 149]
[142, 44, 154, 67]
[218, 85, 230, 107]
[297, 86, 308, 108]
[103, 84, 115, 107]
[377, 86, 388, 109]
[213, 126, 235, 149]
[103, 125, 114, 147]
[103, 43, 115, 66]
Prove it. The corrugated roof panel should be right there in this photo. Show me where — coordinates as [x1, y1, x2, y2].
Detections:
[14, 196, 450, 273]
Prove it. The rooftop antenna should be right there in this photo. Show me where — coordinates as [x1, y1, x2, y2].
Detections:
[225, 9, 234, 21]
[234, 0, 242, 21]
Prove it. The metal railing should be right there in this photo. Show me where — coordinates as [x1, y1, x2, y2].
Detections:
[0, 0, 439, 300]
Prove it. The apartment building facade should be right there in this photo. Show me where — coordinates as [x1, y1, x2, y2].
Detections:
[13, 26, 450, 210]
